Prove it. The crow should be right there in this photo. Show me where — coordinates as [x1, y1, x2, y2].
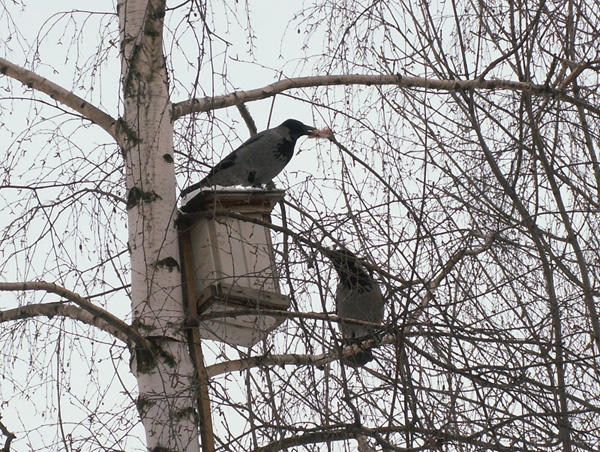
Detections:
[180, 119, 318, 202]
[324, 248, 384, 367]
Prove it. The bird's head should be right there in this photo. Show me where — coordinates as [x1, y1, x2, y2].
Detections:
[280, 119, 318, 139]
[323, 247, 374, 289]
[323, 247, 361, 272]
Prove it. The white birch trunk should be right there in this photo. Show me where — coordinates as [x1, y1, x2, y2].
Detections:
[118, 0, 200, 450]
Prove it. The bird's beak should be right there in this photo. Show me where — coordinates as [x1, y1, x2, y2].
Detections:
[305, 125, 318, 136]
[306, 126, 335, 139]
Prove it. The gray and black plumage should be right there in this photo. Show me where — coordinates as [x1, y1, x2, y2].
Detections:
[180, 119, 317, 199]
[324, 248, 385, 367]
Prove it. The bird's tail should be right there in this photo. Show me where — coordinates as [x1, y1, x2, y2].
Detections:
[342, 348, 373, 367]
[179, 180, 206, 198]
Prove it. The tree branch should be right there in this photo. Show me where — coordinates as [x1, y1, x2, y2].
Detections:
[172, 73, 600, 119]
[194, 308, 383, 328]
[0, 57, 120, 145]
[252, 424, 524, 452]
[1, 185, 126, 206]
[0, 302, 133, 344]
[408, 232, 499, 324]
[0, 418, 16, 452]
[0, 281, 151, 349]
[236, 103, 257, 136]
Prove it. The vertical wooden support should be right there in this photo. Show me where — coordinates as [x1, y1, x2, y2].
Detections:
[181, 235, 215, 452]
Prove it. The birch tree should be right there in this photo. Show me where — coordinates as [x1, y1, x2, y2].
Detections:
[1, 0, 600, 451]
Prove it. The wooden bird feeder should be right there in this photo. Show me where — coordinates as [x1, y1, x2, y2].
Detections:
[178, 189, 290, 347]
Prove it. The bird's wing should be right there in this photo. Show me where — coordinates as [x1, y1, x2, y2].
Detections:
[202, 150, 237, 180]
[181, 125, 289, 193]
[216, 127, 288, 177]
[195, 130, 272, 186]
[236, 126, 287, 156]
[238, 132, 265, 148]
[211, 128, 278, 170]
